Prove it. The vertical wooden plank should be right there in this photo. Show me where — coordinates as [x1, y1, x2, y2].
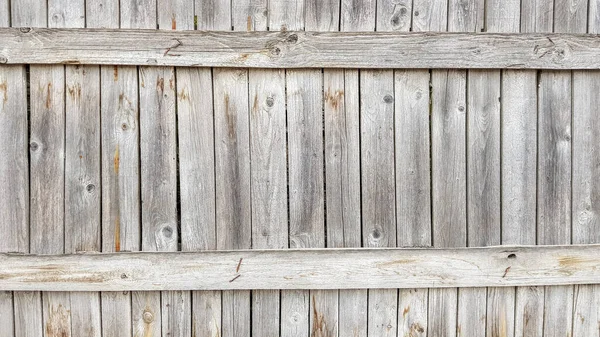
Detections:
[158, 0, 193, 30]
[411, 0, 447, 31]
[10, 4, 46, 337]
[249, 68, 287, 337]
[394, 69, 430, 337]
[377, 0, 411, 31]
[554, 0, 587, 33]
[340, 0, 375, 31]
[408, 3, 446, 336]
[0, 0, 7, 26]
[361, 69, 397, 337]
[269, 0, 304, 31]
[592, 0, 600, 34]
[447, 2, 486, 335]
[220, 4, 253, 337]
[306, 0, 339, 31]
[486, 2, 521, 336]
[520, 0, 553, 33]
[0, 65, 27, 337]
[462, 69, 501, 337]
[197, 0, 231, 30]
[177, 66, 216, 337]
[232, 0, 267, 31]
[29, 64, 71, 337]
[121, 0, 157, 29]
[430, 69, 466, 337]
[572, 70, 600, 337]
[538, 71, 573, 337]
[139, 65, 180, 337]
[65, 64, 102, 337]
[86, 0, 119, 28]
[48, 0, 84, 27]
[100, 65, 139, 337]
[325, 68, 367, 337]
[284, 69, 325, 336]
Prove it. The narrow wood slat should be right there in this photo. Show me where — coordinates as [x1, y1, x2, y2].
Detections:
[571, 70, 600, 337]
[3, 29, 600, 69]
[0, 64, 27, 337]
[249, 68, 287, 337]
[2, 245, 600, 291]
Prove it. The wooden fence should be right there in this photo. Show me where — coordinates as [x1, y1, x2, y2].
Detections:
[0, 0, 599, 336]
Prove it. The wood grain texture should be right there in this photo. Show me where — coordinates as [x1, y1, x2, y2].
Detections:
[521, 0, 553, 33]
[213, 67, 251, 337]
[86, 0, 119, 28]
[0, 64, 27, 337]
[120, 0, 156, 29]
[11, 3, 47, 336]
[572, 70, 600, 337]
[232, 0, 267, 31]
[538, 70, 573, 337]
[340, 0, 375, 31]
[100, 65, 139, 337]
[430, 69, 465, 336]
[4, 29, 600, 69]
[249, 69, 287, 337]
[157, 0, 193, 30]
[3, 245, 600, 291]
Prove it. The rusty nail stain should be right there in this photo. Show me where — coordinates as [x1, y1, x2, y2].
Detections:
[171, 16, 177, 30]
[115, 216, 121, 252]
[113, 66, 118, 81]
[114, 145, 120, 173]
[236, 258, 243, 273]
[45, 83, 52, 109]
[0, 81, 7, 104]
[157, 77, 164, 91]
[247, 16, 252, 31]
[403, 306, 410, 318]
[229, 274, 241, 282]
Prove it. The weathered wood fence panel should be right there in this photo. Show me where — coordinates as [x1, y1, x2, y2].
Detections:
[1, 0, 600, 336]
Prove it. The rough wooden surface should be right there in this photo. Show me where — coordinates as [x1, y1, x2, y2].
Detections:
[2, 245, 600, 291]
[3, 29, 600, 69]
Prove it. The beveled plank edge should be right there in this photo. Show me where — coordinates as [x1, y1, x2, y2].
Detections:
[1, 244, 599, 291]
[1, 28, 600, 69]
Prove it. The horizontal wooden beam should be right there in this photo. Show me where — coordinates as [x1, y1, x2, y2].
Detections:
[1, 245, 599, 291]
[0, 28, 599, 69]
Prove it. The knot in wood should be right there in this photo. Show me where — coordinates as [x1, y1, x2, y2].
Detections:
[286, 34, 298, 43]
[29, 141, 39, 151]
[162, 226, 173, 238]
[0, 56, 7, 64]
[86, 184, 95, 193]
[266, 97, 275, 107]
[19, 27, 31, 33]
[142, 310, 154, 323]
[383, 94, 394, 103]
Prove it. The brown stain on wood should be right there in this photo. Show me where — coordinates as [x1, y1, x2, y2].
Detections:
[45, 303, 71, 337]
[247, 16, 252, 31]
[325, 88, 344, 110]
[558, 256, 584, 267]
[67, 84, 81, 100]
[502, 266, 511, 278]
[45, 83, 53, 109]
[251, 94, 259, 116]
[178, 88, 189, 101]
[157, 78, 164, 92]
[409, 322, 425, 336]
[0, 81, 7, 105]
[224, 94, 236, 138]
[113, 66, 119, 81]
[171, 16, 177, 30]
[311, 295, 330, 337]
[169, 78, 174, 90]
[377, 259, 417, 268]
[403, 306, 410, 318]
[236, 257, 243, 273]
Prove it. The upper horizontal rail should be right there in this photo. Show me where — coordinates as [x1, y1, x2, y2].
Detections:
[0, 28, 599, 69]
[1, 245, 599, 291]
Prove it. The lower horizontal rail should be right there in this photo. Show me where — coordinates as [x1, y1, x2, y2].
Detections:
[1, 245, 599, 291]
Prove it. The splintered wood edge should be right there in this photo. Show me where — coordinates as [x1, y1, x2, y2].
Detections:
[1, 28, 600, 69]
[1, 245, 599, 291]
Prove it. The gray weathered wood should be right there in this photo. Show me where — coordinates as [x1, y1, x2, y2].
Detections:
[157, 0, 193, 30]
[120, 0, 156, 29]
[232, 0, 267, 31]
[377, 0, 411, 31]
[411, 0, 447, 32]
[177, 67, 216, 337]
[306, 0, 339, 31]
[100, 64, 139, 337]
[269, 0, 303, 31]
[325, 68, 366, 337]
[538, 71, 573, 337]
[430, 69, 466, 336]
[213, 67, 251, 337]
[486, 1, 520, 334]
[3, 245, 600, 291]
[86, 0, 119, 28]
[0, 64, 27, 337]
[4, 29, 600, 69]
[284, 68, 325, 336]
[340, 0, 375, 31]
[48, 0, 84, 28]
[65, 64, 102, 337]
[572, 70, 600, 337]
[249, 68, 287, 337]
[13, 291, 43, 336]
[521, 0, 553, 33]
